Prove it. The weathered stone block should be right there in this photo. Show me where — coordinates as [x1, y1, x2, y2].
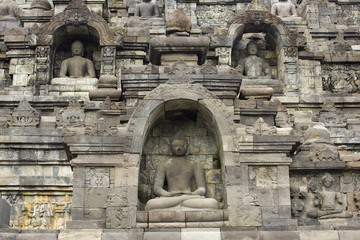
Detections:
[0, 198, 10, 228]
[15, 232, 58, 240]
[185, 210, 224, 222]
[66, 220, 105, 229]
[114, 167, 139, 187]
[149, 210, 185, 222]
[259, 231, 300, 240]
[181, 228, 221, 240]
[105, 206, 136, 228]
[338, 230, 360, 240]
[58, 229, 103, 240]
[228, 206, 262, 227]
[299, 230, 339, 240]
[221, 231, 259, 240]
[102, 231, 144, 240]
[225, 166, 242, 186]
[107, 187, 138, 207]
[144, 231, 180, 240]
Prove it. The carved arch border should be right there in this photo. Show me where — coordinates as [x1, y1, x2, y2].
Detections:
[126, 84, 239, 209]
[32, 0, 116, 46]
[226, 11, 305, 48]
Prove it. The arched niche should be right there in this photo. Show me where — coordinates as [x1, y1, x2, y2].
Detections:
[227, 7, 305, 85]
[127, 84, 238, 211]
[31, 0, 118, 81]
[51, 25, 101, 78]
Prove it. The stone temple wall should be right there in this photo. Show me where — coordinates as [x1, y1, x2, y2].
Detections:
[0, 0, 359, 238]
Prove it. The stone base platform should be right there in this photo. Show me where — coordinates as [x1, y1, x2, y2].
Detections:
[1, 228, 359, 240]
[137, 210, 228, 228]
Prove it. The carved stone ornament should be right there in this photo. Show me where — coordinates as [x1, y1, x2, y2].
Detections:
[166, 8, 191, 34]
[246, 117, 277, 135]
[7, 98, 40, 127]
[310, 143, 339, 162]
[200, 61, 218, 74]
[30, 0, 117, 46]
[166, 60, 195, 84]
[313, 99, 346, 126]
[56, 99, 85, 127]
[85, 167, 110, 187]
[144, 83, 218, 100]
[227, 0, 306, 47]
[85, 118, 118, 136]
[30, 0, 52, 10]
[35, 46, 51, 85]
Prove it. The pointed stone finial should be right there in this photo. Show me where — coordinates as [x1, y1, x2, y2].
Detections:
[246, 0, 269, 12]
[7, 98, 40, 127]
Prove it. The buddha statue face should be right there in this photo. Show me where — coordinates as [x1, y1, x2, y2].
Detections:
[171, 139, 187, 156]
[247, 42, 258, 56]
[322, 175, 334, 188]
[71, 41, 84, 57]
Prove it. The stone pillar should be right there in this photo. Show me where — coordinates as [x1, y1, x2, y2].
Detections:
[68, 154, 138, 229]
[227, 134, 300, 228]
[35, 46, 51, 86]
[0, 198, 11, 228]
[281, 47, 299, 95]
[101, 46, 116, 76]
[306, 4, 320, 29]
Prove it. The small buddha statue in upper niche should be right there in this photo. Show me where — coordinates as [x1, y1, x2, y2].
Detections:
[236, 41, 270, 79]
[59, 40, 96, 78]
[135, 0, 160, 18]
[271, 0, 298, 19]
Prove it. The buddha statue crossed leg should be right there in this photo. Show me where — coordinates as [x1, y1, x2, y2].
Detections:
[145, 134, 218, 211]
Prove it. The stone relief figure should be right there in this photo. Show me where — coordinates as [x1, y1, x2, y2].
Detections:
[271, 0, 298, 18]
[236, 41, 270, 79]
[135, 0, 160, 18]
[307, 175, 353, 219]
[59, 40, 96, 78]
[145, 133, 218, 210]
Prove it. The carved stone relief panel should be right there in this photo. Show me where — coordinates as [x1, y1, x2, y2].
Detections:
[85, 167, 110, 188]
[3, 194, 71, 230]
[35, 46, 51, 85]
[322, 64, 360, 94]
[197, 5, 236, 27]
[290, 171, 357, 220]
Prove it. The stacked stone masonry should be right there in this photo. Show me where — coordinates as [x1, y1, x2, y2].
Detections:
[0, 0, 360, 237]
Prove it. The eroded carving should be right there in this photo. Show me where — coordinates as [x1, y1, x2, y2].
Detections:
[56, 99, 85, 127]
[7, 99, 40, 127]
[246, 118, 277, 135]
[85, 167, 110, 187]
[307, 174, 353, 219]
[85, 118, 118, 136]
